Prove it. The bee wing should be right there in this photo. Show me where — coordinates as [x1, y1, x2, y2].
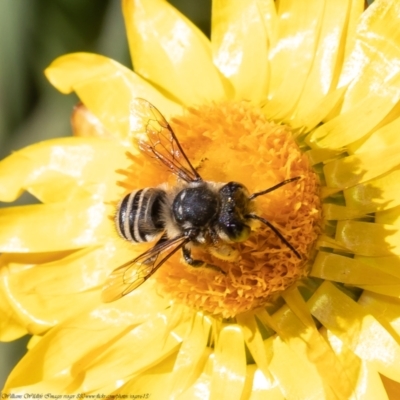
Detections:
[130, 98, 202, 183]
[101, 234, 190, 303]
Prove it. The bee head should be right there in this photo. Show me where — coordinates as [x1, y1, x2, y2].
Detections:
[217, 182, 252, 243]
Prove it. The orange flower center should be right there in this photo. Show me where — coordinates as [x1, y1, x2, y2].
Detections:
[123, 101, 321, 318]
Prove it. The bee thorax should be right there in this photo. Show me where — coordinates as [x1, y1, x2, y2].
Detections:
[172, 185, 219, 229]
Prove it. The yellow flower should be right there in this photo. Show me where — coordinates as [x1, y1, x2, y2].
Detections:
[2, 0, 400, 398]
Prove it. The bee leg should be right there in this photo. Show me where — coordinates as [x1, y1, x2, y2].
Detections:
[182, 245, 204, 267]
[209, 245, 239, 262]
[182, 245, 225, 274]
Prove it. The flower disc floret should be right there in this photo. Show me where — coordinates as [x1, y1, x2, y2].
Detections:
[120, 101, 321, 317]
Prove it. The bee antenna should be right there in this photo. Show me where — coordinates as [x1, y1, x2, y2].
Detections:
[249, 176, 301, 200]
[245, 214, 301, 259]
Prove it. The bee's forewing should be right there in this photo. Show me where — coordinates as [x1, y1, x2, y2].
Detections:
[130, 98, 202, 183]
[101, 260, 150, 303]
[101, 234, 189, 302]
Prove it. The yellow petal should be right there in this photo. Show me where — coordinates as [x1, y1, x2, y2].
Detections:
[210, 325, 246, 400]
[311, 251, 400, 285]
[237, 312, 272, 383]
[293, 0, 352, 126]
[76, 312, 187, 393]
[359, 291, 400, 338]
[178, 350, 213, 400]
[1, 266, 99, 336]
[180, 356, 283, 399]
[336, 220, 400, 256]
[104, 361, 175, 398]
[312, 0, 400, 149]
[257, 0, 278, 46]
[306, 93, 398, 149]
[308, 281, 400, 383]
[170, 312, 212, 397]
[341, 0, 365, 61]
[305, 147, 344, 166]
[376, 206, 400, 226]
[0, 283, 27, 341]
[281, 286, 316, 329]
[360, 286, 400, 299]
[315, 234, 350, 252]
[339, 0, 400, 113]
[353, 116, 400, 154]
[266, 335, 327, 399]
[27, 335, 42, 350]
[0, 239, 145, 337]
[344, 170, 400, 213]
[295, 87, 346, 132]
[4, 282, 169, 392]
[45, 53, 181, 144]
[211, 0, 269, 102]
[245, 366, 284, 400]
[123, 0, 228, 105]
[4, 239, 137, 296]
[322, 203, 368, 220]
[273, 289, 354, 399]
[322, 328, 390, 400]
[0, 137, 129, 203]
[355, 255, 400, 281]
[71, 103, 114, 139]
[0, 199, 114, 252]
[265, 0, 325, 120]
[323, 144, 400, 189]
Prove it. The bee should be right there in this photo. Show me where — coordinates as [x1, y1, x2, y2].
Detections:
[102, 98, 301, 302]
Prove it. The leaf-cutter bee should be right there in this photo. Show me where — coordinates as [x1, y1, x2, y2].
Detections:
[102, 98, 301, 302]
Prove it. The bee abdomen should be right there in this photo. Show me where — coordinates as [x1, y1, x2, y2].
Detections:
[116, 188, 166, 243]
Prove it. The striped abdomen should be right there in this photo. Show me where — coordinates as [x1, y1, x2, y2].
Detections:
[116, 188, 166, 243]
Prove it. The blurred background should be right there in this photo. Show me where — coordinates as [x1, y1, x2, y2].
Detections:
[0, 0, 210, 389]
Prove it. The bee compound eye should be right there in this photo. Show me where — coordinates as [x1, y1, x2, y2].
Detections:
[223, 222, 251, 243]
